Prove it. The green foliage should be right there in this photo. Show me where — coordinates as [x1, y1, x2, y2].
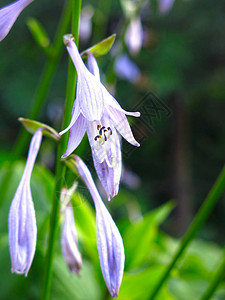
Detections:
[19, 118, 61, 141]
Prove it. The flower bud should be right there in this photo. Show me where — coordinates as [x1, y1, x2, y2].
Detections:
[8, 129, 42, 276]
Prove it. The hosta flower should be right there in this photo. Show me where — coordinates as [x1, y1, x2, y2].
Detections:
[0, 0, 34, 42]
[8, 129, 42, 276]
[74, 155, 125, 298]
[60, 34, 140, 198]
[61, 200, 82, 275]
[159, 0, 175, 14]
[125, 16, 143, 55]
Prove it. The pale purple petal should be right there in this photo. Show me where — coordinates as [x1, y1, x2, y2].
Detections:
[107, 106, 140, 147]
[95, 198, 124, 297]
[87, 52, 100, 81]
[125, 17, 143, 55]
[79, 6, 93, 43]
[92, 128, 121, 200]
[159, 0, 175, 14]
[86, 121, 108, 164]
[61, 114, 87, 158]
[8, 129, 42, 276]
[0, 0, 34, 42]
[59, 98, 81, 135]
[77, 73, 104, 121]
[64, 36, 104, 121]
[105, 94, 140, 118]
[74, 156, 125, 297]
[61, 204, 82, 274]
[114, 54, 141, 83]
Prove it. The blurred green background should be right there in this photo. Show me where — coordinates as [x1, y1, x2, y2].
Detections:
[0, 0, 225, 299]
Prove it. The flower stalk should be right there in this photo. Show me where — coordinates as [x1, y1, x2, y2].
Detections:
[40, 1, 82, 300]
[149, 164, 225, 299]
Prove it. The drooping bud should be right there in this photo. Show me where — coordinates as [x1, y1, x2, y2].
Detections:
[74, 155, 125, 297]
[8, 128, 42, 276]
[61, 199, 82, 275]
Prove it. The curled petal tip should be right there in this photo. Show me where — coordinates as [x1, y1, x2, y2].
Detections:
[63, 34, 74, 46]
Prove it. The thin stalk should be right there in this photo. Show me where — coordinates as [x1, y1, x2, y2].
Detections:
[200, 251, 225, 300]
[13, 0, 73, 157]
[149, 165, 225, 300]
[40, 1, 82, 300]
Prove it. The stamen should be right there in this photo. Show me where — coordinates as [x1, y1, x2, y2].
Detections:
[94, 125, 112, 146]
[99, 126, 105, 136]
[97, 124, 101, 131]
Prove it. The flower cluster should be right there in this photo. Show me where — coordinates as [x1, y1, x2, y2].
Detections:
[6, 3, 140, 297]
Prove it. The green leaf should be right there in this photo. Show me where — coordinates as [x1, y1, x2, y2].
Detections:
[116, 266, 175, 300]
[52, 257, 102, 300]
[70, 191, 100, 271]
[19, 118, 60, 141]
[123, 202, 175, 269]
[80, 34, 116, 58]
[26, 17, 51, 49]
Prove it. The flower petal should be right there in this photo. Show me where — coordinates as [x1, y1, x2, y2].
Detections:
[114, 54, 141, 83]
[125, 16, 143, 55]
[8, 183, 37, 276]
[8, 129, 42, 276]
[87, 52, 100, 81]
[64, 36, 104, 121]
[61, 204, 82, 274]
[93, 129, 121, 200]
[107, 106, 140, 147]
[96, 198, 124, 297]
[0, 0, 34, 42]
[86, 121, 108, 164]
[59, 98, 81, 136]
[74, 156, 125, 297]
[78, 73, 104, 121]
[105, 94, 140, 117]
[61, 114, 87, 158]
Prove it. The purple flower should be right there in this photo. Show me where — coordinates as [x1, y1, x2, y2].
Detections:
[125, 17, 143, 55]
[61, 200, 82, 275]
[87, 53, 122, 200]
[60, 35, 140, 198]
[8, 129, 42, 276]
[114, 54, 141, 83]
[74, 155, 125, 298]
[159, 0, 175, 14]
[0, 0, 34, 42]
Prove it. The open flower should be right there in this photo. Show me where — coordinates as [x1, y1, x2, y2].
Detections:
[60, 35, 140, 198]
[8, 128, 42, 276]
[74, 155, 125, 298]
[0, 0, 34, 42]
[60, 184, 82, 274]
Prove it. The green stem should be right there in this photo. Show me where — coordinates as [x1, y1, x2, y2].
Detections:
[13, 0, 73, 157]
[200, 251, 225, 300]
[40, 1, 82, 300]
[149, 165, 225, 300]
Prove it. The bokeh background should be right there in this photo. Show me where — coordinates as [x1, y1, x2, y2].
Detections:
[0, 0, 225, 299]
